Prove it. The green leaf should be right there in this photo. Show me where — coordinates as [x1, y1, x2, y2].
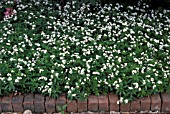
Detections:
[90, 0, 96, 5]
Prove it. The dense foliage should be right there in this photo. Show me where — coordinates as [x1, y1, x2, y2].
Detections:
[57, 0, 170, 9]
[0, 0, 170, 104]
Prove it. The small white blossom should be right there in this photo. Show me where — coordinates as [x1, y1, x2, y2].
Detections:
[8, 77, 12, 81]
[153, 85, 156, 89]
[157, 80, 162, 84]
[124, 99, 128, 104]
[92, 72, 100, 75]
[50, 55, 55, 59]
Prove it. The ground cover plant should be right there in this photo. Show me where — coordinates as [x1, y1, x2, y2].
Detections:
[0, 0, 170, 104]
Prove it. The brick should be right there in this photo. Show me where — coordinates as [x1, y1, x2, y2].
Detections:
[161, 93, 170, 112]
[121, 112, 137, 114]
[130, 99, 140, 112]
[151, 94, 161, 112]
[140, 96, 150, 111]
[99, 111, 110, 114]
[109, 94, 119, 112]
[98, 95, 109, 111]
[110, 111, 120, 114]
[12, 95, 24, 112]
[88, 95, 98, 112]
[56, 95, 66, 112]
[1, 94, 13, 112]
[67, 100, 77, 113]
[23, 93, 34, 111]
[34, 94, 45, 113]
[78, 100, 87, 112]
[120, 102, 130, 112]
[23, 110, 32, 114]
[45, 96, 56, 113]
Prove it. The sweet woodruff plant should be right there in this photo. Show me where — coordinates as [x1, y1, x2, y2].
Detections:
[0, 0, 170, 104]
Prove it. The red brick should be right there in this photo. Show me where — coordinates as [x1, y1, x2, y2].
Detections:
[1, 94, 13, 112]
[151, 94, 161, 112]
[78, 100, 87, 112]
[140, 96, 150, 111]
[56, 95, 66, 112]
[120, 102, 130, 112]
[130, 99, 140, 112]
[12, 95, 24, 112]
[45, 96, 56, 113]
[109, 94, 119, 112]
[98, 95, 109, 111]
[23, 93, 34, 111]
[110, 111, 120, 114]
[34, 94, 45, 113]
[161, 93, 170, 112]
[99, 111, 110, 114]
[67, 100, 77, 113]
[88, 95, 98, 112]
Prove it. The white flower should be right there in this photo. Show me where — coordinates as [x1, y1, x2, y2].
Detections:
[65, 85, 70, 89]
[35, 43, 40, 47]
[115, 84, 119, 89]
[118, 78, 122, 83]
[92, 72, 100, 75]
[7, 73, 12, 76]
[124, 99, 128, 104]
[128, 87, 133, 90]
[80, 69, 85, 75]
[39, 69, 44, 73]
[153, 85, 156, 89]
[50, 55, 55, 59]
[118, 57, 121, 62]
[133, 83, 139, 89]
[120, 97, 123, 103]
[96, 55, 100, 59]
[14, 16, 17, 21]
[146, 75, 150, 78]
[69, 69, 73, 74]
[62, 60, 66, 64]
[157, 80, 162, 84]
[8, 77, 12, 81]
[141, 67, 145, 73]
[132, 70, 137, 75]
[68, 90, 71, 94]
[154, 39, 159, 43]
[130, 30, 135, 34]
[51, 70, 54, 73]
[109, 73, 114, 78]
[138, 88, 141, 91]
[143, 80, 146, 85]
[29, 67, 34, 71]
[48, 88, 52, 94]
[151, 78, 154, 82]
[55, 73, 59, 77]
[48, 82, 52, 85]
[15, 77, 22, 83]
[72, 94, 76, 97]
[81, 82, 85, 85]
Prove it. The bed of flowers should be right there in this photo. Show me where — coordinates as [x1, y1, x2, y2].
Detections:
[0, 0, 170, 104]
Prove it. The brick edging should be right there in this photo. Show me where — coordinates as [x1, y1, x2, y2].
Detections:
[0, 93, 170, 113]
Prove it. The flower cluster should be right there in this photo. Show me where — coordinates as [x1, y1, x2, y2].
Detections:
[0, 0, 169, 103]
